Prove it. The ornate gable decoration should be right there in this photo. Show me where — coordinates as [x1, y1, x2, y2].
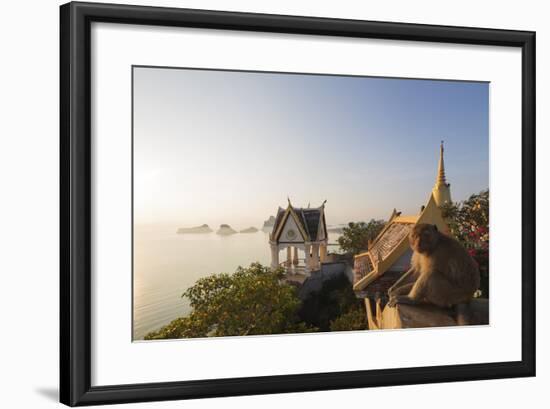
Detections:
[271, 204, 308, 243]
[270, 201, 327, 244]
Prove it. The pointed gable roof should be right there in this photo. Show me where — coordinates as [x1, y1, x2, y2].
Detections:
[302, 209, 321, 239]
[270, 201, 327, 243]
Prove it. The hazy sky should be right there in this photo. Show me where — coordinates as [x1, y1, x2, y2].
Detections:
[133, 67, 489, 228]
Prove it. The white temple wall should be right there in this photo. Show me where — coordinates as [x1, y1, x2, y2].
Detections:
[278, 215, 306, 242]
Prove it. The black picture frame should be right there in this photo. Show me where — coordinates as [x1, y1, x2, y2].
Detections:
[60, 1, 536, 406]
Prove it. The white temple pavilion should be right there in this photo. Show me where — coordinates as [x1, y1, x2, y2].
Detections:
[269, 200, 328, 274]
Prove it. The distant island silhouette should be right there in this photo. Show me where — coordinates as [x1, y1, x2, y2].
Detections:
[263, 215, 276, 229]
[176, 224, 213, 234]
[216, 224, 237, 235]
[240, 227, 259, 233]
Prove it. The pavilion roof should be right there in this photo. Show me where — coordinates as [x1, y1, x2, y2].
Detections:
[270, 201, 327, 243]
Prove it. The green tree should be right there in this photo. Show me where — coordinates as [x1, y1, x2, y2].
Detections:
[298, 273, 363, 331]
[145, 263, 316, 340]
[330, 307, 367, 332]
[337, 219, 385, 255]
[441, 189, 489, 297]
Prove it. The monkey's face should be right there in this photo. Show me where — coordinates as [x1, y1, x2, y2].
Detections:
[409, 224, 440, 254]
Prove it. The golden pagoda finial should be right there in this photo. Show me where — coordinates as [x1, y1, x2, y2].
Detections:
[436, 140, 447, 186]
[432, 141, 452, 207]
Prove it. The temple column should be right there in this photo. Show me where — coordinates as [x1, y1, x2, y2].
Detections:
[286, 246, 292, 268]
[320, 243, 327, 263]
[293, 247, 299, 266]
[270, 244, 279, 270]
[304, 243, 312, 273]
[311, 243, 320, 271]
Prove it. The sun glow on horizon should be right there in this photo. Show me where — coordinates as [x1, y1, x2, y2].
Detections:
[133, 67, 489, 228]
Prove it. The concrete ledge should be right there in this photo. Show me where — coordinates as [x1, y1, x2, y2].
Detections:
[383, 304, 457, 329]
[366, 298, 489, 329]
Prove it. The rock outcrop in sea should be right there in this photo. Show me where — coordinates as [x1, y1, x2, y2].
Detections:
[177, 224, 213, 234]
[240, 227, 259, 233]
[263, 215, 276, 229]
[216, 224, 237, 235]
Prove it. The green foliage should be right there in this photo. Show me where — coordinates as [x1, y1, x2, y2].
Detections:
[441, 189, 489, 297]
[330, 307, 367, 332]
[441, 190, 489, 245]
[337, 219, 385, 255]
[144, 263, 316, 340]
[299, 273, 363, 331]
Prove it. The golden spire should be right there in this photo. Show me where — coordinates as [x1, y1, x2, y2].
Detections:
[436, 140, 447, 186]
[432, 140, 452, 206]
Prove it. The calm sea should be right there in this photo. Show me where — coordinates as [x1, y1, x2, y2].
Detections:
[133, 225, 343, 340]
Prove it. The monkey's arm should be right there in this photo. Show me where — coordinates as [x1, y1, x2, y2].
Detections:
[387, 272, 428, 308]
[387, 294, 423, 307]
[387, 267, 416, 298]
[388, 282, 414, 298]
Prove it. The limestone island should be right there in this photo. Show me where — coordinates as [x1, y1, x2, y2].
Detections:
[240, 227, 259, 233]
[216, 224, 237, 235]
[176, 224, 213, 234]
[263, 215, 276, 229]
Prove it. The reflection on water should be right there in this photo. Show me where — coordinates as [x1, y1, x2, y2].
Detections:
[133, 225, 341, 340]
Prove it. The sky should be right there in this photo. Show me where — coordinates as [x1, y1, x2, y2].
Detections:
[133, 66, 489, 228]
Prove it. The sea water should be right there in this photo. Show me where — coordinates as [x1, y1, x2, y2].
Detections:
[133, 225, 342, 340]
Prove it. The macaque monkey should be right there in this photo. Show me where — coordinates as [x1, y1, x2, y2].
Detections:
[387, 223, 480, 309]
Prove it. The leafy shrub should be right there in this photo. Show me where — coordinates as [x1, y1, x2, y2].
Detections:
[337, 219, 385, 255]
[145, 263, 316, 340]
[441, 189, 489, 297]
[298, 273, 362, 332]
[330, 307, 367, 332]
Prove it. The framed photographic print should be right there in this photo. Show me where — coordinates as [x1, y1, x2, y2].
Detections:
[60, 1, 536, 406]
